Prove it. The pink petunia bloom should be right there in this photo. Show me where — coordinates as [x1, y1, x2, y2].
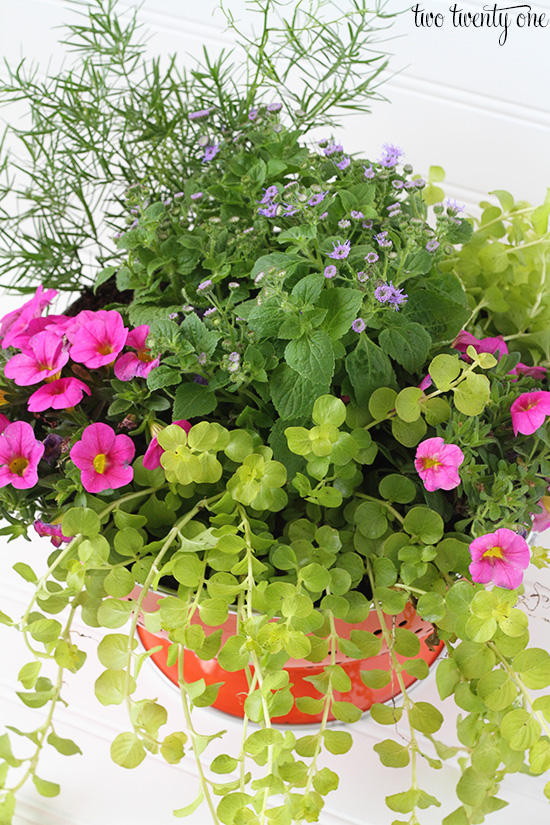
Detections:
[510, 391, 550, 436]
[514, 362, 547, 380]
[67, 310, 128, 369]
[27, 377, 91, 412]
[34, 520, 71, 548]
[114, 325, 160, 381]
[531, 495, 550, 534]
[452, 331, 508, 361]
[0, 415, 9, 435]
[14, 314, 72, 352]
[0, 286, 57, 350]
[0, 421, 44, 489]
[70, 422, 135, 493]
[143, 419, 191, 470]
[469, 528, 530, 589]
[414, 436, 464, 492]
[4, 330, 69, 386]
[418, 374, 432, 392]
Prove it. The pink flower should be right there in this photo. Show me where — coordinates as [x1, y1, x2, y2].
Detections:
[114, 325, 160, 381]
[143, 420, 191, 470]
[4, 330, 69, 386]
[0, 286, 57, 350]
[34, 520, 71, 548]
[452, 331, 508, 361]
[27, 377, 91, 412]
[414, 437, 464, 492]
[514, 362, 547, 380]
[0, 421, 44, 489]
[531, 495, 550, 534]
[67, 310, 128, 369]
[70, 422, 135, 493]
[418, 374, 432, 391]
[510, 391, 550, 436]
[0, 415, 9, 435]
[469, 528, 530, 589]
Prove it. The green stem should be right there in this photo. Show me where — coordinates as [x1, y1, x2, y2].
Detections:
[356, 493, 404, 524]
[488, 642, 550, 738]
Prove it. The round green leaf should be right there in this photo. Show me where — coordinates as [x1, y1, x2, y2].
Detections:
[409, 701, 443, 734]
[378, 474, 417, 504]
[62, 508, 100, 539]
[476, 669, 517, 711]
[403, 507, 444, 544]
[110, 732, 146, 769]
[312, 395, 347, 427]
[395, 387, 424, 422]
[501, 709, 541, 751]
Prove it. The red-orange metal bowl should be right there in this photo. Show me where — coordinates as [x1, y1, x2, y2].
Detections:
[134, 590, 443, 725]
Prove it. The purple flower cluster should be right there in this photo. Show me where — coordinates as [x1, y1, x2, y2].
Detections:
[426, 239, 440, 252]
[375, 231, 392, 249]
[374, 281, 407, 310]
[326, 240, 351, 260]
[202, 143, 220, 163]
[308, 191, 327, 207]
[188, 107, 213, 121]
[267, 102, 282, 113]
[352, 318, 366, 333]
[336, 156, 350, 170]
[324, 265, 337, 279]
[379, 143, 404, 169]
[363, 165, 375, 180]
[323, 141, 343, 157]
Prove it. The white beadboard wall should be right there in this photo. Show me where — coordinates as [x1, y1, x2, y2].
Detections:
[1, 2, 550, 823]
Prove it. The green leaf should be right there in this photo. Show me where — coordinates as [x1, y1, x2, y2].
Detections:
[18, 662, 41, 690]
[373, 739, 410, 768]
[417, 593, 446, 623]
[409, 701, 443, 733]
[501, 709, 541, 751]
[403, 507, 444, 544]
[318, 288, 364, 340]
[395, 387, 424, 422]
[379, 320, 431, 373]
[97, 599, 133, 629]
[322, 729, 353, 754]
[513, 648, 550, 689]
[12, 563, 37, 583]
[173, 382, 217, 419]
[393, 628, 421, 658]
[95, 669, 136, 706]
[312, 395, 347, 427]
[97, 634, 138, 670]
[453, 372, 490, 416]
[110, 732, 146, 769]
[456, 767, 492, 807]
[61, 507, 100, 538]
[161, 732, 187, 764]
[270, 364, 325, 419]
[285, 330, 335, 386]
[346, 335, 395, 407]
[217, 636, 249, 672]
[360, 669, 391, 689]
[368, 387, 397, 420]
[32, 775, 60, 798]
[370, 703, 403, 725]
[47, 733, 82, 756]
[332, 701, 362, 723]
[391, 415, 427, 447]
[378, 474, 416, 504]
[429, 354, 461, 391]
[476, 670, 516, 711]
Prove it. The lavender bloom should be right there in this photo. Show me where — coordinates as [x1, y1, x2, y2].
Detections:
[338, 219, 351, 229]
[357, 271, 369, 283]
[243, 227, 255, 234]
[319, 212, 328, 220]
[163, 197, 172, 206]
[323, 141, 343, 157]
[404, 181, 415, 190]
[352, 318, 366, 333]
[392, 180, 404, 190]
[254, 272, 265, 284]
[248, 108, 259, 121]
[228, 352, 240, 372]
[426, 240, 440, 252]
[337, 156, 351, 170]
[362, 220, 373, 230]
[174, 192, 185, 199]
[324, 265, 337, 279]
[308, 192, 327, 206]
[375, 282, 407, 310]
[168, 312, 179, 320]
[197, 352, 207, 365]
[130, 207, 140, 215]
[414, 178, 426, 188]
[260, 186, 278, 204]
[191, 192, 203, 201]
[194, 375, 209, 384]
[379, 143, 404, 169]
[257, 203, 279, 218]
[229, 352, 240, 362]
[387, 203, 401, 213]
[445, 198, 465, 213]
[375, 231, 392, 249]
[129, 219, 139, 230]
[202, 143, 220, 163]
[272, 123, 283, 133]
[188, 108, 212, 121]
[197, 279, 212, 291]
[365, 252, 379, 264]
[228, 281, 240, 289]
[327, 239, 351, 260]
[42, 433, 63, 465]
[363, 165, 375, 180]
[350, 210, 364, 219]
[267, 102, 282, 113]
[203, 307, 217, 316]
[283, 204, 299, 217]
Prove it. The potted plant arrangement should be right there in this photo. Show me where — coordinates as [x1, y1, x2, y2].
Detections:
[1, 2, 550, 824]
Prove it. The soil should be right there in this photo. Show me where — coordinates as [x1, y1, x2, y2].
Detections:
[65, 280, 133, 316]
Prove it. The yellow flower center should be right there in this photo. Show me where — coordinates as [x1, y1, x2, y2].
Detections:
[422, 457, 442, 470]
[97, 344, 113, 356]
[9, 456, 29, 476]
[93, 453, 108, 474]
[482, 546, 504, 560]
[137, 348, 153, 363]
[0, 390, 9, 407]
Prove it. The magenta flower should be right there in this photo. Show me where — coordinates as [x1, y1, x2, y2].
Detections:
[0, 286, 57, 350]
[0, 415, 9, 435]
[67, 310, 128, 369]
[27, 377, 91, 412]
[531, 495, 550, 534]
[70, 423, 135, 493]
[469, 528, 530, 589]
[0, 421, 44, 489]
[514, 362, 547, 380]
[452, 330, 508, 361]
[34, 520, 71, 548]
[510, 391, 550, 436]
[4, 330, 69, 386]
[143, 420, 191, 470]
[114, 325, 160, 381]
[414, 437, 464, 492]
[418, 374, 432, 392]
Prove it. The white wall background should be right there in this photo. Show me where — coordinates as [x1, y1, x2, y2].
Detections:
[1, 2, 550, 823]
